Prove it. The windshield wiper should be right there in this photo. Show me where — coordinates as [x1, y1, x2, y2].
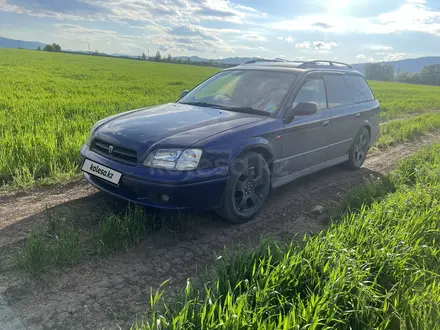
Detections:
[223, 106, 271, 116]
[180, 101, 230, 109]
[181, 102, 270, 116]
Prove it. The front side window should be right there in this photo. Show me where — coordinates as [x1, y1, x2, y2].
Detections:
[324, 75, 354, 108]
[292, 79, 327, 111]
[179, 70, 296, 114]
[344, 75, 375, 103]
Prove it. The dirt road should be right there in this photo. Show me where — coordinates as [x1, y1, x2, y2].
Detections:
[1, 133, 439, 330]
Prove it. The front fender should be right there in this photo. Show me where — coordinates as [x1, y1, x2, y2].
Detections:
[199, 137, 277, 170]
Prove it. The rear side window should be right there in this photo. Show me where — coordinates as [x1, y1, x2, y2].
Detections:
[323, 75, 354, 108]
[344, 75, 375, 103]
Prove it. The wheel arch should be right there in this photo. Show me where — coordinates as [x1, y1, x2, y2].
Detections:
[233, 139, 276, 174]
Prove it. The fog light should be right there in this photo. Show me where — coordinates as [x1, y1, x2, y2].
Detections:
[161, 194, 170, 202]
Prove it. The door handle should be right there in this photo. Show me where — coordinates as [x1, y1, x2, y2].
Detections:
[356, 113, 361, 118]
[322, 120, 330, 127]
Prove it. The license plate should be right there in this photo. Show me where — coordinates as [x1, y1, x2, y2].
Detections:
[82, 159, 122, 185]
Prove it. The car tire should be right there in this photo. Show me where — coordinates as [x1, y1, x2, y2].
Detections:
[217, 152, 271, 224]
[346, 127, 370, 170]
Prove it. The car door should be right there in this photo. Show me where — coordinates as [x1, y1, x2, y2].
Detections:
[322, 74, 357, 160]
[277, 76, 331, 176]
[343, 74, 379, 140]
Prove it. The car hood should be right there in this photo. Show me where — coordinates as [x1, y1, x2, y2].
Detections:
[94, 103, 265, 156]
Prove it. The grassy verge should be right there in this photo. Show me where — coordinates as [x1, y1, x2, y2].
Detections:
[14, 204, 198, 274]
[370, 80, 440, 120]
[376, 112, 440, 149]
[15, 206, 149, 274]
[132, 145, 440, 329]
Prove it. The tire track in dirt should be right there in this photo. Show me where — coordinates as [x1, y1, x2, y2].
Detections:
[0, 132, 439, 330]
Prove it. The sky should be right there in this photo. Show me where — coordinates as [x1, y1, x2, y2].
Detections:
[1, 0, 440, 63]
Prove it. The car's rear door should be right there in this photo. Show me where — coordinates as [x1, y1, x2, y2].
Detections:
[322, 74, 357, 159]
[277, 75, 332, 175]
[343, 75, 379, 144]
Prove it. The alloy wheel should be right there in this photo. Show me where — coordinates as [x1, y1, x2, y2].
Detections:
[234, 166, 266, 214]
[354, 131, 369, 166]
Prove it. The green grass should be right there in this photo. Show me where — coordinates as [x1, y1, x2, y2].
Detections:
[16, 227, 82, 274]
[377, 112, 440, 148]
[370, 80, 440, 120]
[14, 204, 198, 274]
[0, 49, 218, 188]
[132, 144, 440, 329]
[95, 206, 153, 255]
[2, 49, 440, 188]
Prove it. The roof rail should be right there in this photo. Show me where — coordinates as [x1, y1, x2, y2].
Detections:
[298, 60, 352, 69]
[240, 59, 286, 65]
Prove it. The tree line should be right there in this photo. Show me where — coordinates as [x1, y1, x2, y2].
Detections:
[35, 44, 233, 68]
[40, 43, 62, 52]
[365, 63, 440, 86]
[138, 51, 234, 68]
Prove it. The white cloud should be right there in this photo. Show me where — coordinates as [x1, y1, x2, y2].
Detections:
[295, 41, 312, 49]
[51, 23, 271, 56]
[313, 41, 337, 51]
[270, 0, 440, 36]
[356, 54, 375, 62]
[382, 52, 413, 61]
[1, 0, 268, 26]
[295, 41, 338, 51]
[278, 36, 294, 43]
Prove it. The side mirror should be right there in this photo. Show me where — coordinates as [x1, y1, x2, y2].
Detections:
[181, 90, 190, 98]
[285, 102, 317, 122]
[293, 102, 318, 116]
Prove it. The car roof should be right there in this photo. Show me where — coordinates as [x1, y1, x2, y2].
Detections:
[222, 60, 363, 75]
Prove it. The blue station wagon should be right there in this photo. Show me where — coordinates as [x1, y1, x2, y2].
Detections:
[80, 60, 380, 223]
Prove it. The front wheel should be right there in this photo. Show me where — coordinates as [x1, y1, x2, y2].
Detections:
[346, 127, 370, 170]
[217, 152, 271, 223]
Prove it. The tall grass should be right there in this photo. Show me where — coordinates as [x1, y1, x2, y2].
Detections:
[132, 145, 440, 329]
[370, 80, 440, 120]
[377, 112, 440, 148]
[15, 204, 196, 273]
[0, 49, 218, 187]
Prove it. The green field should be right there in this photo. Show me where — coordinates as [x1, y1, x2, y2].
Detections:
[0, 49, 218, 187]
[2, 49, 440, 188]
[133, 144, 440, 329]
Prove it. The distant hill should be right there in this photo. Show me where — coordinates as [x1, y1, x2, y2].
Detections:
[352, 57, 440, 74]
[0, 37, 46, 50]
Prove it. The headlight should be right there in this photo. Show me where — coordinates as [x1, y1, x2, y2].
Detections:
[144, 148, 203, 171]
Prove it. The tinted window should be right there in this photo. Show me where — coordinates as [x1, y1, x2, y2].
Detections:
[292, 79, 327, 111]
[344, 75, 375, 102]
[324, 75, 354, 108]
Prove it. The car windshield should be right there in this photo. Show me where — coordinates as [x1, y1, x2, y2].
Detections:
[179, 70, 296, 114]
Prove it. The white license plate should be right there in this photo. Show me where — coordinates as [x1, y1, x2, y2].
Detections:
[82, 159, 122, 185]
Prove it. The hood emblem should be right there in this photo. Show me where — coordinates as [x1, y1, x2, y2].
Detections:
[108, 145, 114, 154]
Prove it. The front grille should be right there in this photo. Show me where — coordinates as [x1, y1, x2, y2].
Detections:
[91, 138, 137, 165]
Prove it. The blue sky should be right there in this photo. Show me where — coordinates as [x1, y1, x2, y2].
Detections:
[1, 0, 440, 62]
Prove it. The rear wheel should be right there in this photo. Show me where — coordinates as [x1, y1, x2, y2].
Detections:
[218, 152, 270, 223]
[346, 127, 370, 169]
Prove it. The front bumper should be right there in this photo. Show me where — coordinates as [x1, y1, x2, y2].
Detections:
[81, 145, 228, 210]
